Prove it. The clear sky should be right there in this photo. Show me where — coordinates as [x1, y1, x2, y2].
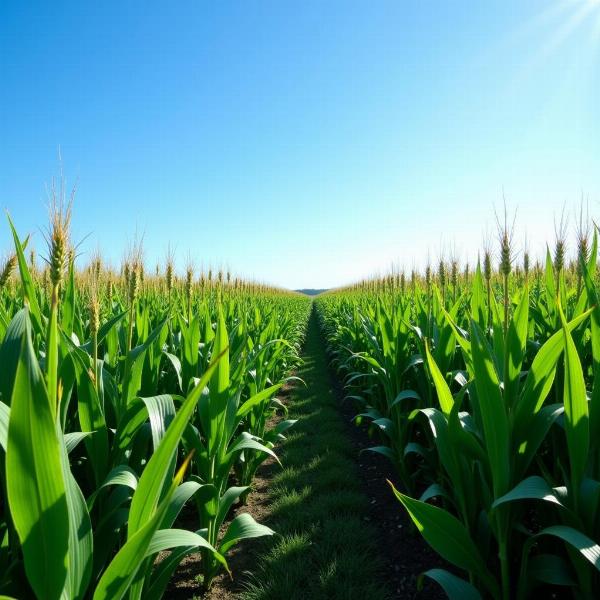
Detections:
[1, 1, 599, 289]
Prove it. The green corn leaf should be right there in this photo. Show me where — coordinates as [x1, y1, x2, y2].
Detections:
[0, 399, 9, 451]
[470, 320, 510, 498]
[0, 308, 27, 406]
[208, 306, 230, 452]
[425, 341, 454, 415]
[419, 568, 483, 600]
[514, 403, 563, 479]
[64, 430, 93, 454]
[391, 388, 421, 407]
[504, 286, 529, 407]
[142, 529, 226, 600]
[529, 526, 600, 572]
[528, 554, 576, 587]
[5, 308, 69, 600]
[216, 486, 250, 531]
[389, 482, 499, 599]
[146, 528, 222, 559]
[365, 445, 396, 462]
[59, 431, 93, 599]
[492, 476, 563, 508]
[121, 317, 168, 411]
[141, 394, 176, 451]
[6, 215, 43, 334]
[219, 512, 275, 554]
[580, 236, 600, 457]
[46, 301, 59, 420]
[559, 302, 590, 496]
[226, 432, 280, 464]
[80, 310, 128, 354]
[512, 308, 592, 437]
[419, 483, 450, 503]
[93, 454, 194, 600]
[127, 349, 225, 538]
[163, 351, 183, 392]
[142, 546, 196, 600]
[161, 481, 201, 529]
[61, 260, 76, 336]
[545, 247, 557, 320]
[237, 383, 283, 419]
[65, 341, 109, 485]
[87, 465, 139, 510]
[265, 418, 297, 441]
[470, 261, 486, 328]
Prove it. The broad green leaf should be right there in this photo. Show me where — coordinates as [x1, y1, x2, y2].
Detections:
[93, 454, 193, 600]
[208, 307, 230, 451]
[514, 404, 563, 479]
[127, 349, 225, 538]
[59, 431, 93, 599]
[61, 260, 76, 336]
[390, 482, 499, 599]
[141, 394, 176, 451]
[161, 481, 201, 529]
[559, 303, 590, 496]
[216, 486, 250, 531]
[237, 383, 282, 419]
[528, 554, 576, 587]
[529, 526, 600, 572]
[470, 262, 486, 328]
[504, 286, 529, 407]
[513, 309, 592, 435]
[5, 309, 69, 600]
[364, 445, 396, 462]
[425, 342, 454, 415]
[419, 568, 482, 600]
[219, 512, 274, 554]
[0, 399, 9, 451]
[470, 320, 510, 497]
[46, 302, 59, 420]
[66, 342, 109, 485]
[146, 528, 221, 558]
[227, 433, 280, 464]
[121, 318, 168, 411]
[0, 308, 27, 405]
[80, 310, 127, 354]
[64, 430, 93, 454]
[87, 465, 139, 510]
[492, 476, 562, 509]
[7, 215, 43, 334]
[390, 388, 421, 408]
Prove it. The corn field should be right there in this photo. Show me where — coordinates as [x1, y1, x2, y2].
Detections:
[0, 203, 311, 599]
[316, 224, 600, 598]
[2, 198, 600, 600]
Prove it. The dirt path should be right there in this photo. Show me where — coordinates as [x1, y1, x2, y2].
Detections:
[235, 306, 391, 600]
[169, 306, 442, 599]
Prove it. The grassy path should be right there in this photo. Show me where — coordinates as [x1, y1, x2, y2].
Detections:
[240, 307, 391, 600]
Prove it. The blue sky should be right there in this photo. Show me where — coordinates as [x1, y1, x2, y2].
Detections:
[1, 1, 599, 289]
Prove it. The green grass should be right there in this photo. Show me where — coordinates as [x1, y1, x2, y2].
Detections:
[240, 307, 390, 600]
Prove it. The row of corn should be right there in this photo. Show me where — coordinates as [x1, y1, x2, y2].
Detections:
[317, 222, 600, 599]
[0, 200, 311, 599]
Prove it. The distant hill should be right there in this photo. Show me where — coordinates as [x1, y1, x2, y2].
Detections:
[295, 289, 328, 296]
